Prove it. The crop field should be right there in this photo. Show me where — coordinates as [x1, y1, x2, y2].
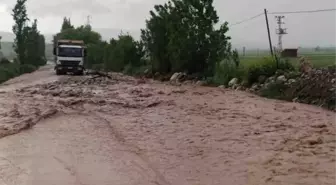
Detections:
[240, 49, 335, 68]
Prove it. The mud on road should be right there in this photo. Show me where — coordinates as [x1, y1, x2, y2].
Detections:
[0, 65, 335, 185]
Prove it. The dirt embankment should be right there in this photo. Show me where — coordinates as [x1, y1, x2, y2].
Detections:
[0, 66, 335, 185]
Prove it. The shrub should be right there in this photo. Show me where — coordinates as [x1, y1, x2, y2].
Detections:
[0, 57, 11, 64]
[123, 64, 150, 76]
[0, 63, 20, 83]
[20, 64, 37, 74]
[91, 63, 105, 71]
[246, 57, 294, 85]
[213, 59, 246, 85]
[259, 82, 289, 99]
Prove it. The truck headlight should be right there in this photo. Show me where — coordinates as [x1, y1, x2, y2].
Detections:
[56, 60, 61, 64]
[79, 61, 83, 65]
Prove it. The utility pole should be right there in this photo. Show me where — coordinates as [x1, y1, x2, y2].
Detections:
[86, 15, 92, 26]
[275, 15, 287, 51]
[264, 9, 274, 57]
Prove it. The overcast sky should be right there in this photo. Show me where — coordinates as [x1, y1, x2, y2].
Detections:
[0, 0, 335, 48]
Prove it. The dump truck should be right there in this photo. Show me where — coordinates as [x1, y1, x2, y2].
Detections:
[53, 39, 87, 75]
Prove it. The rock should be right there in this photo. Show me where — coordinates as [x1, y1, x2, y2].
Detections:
[331, 78, 336, 83]
[235, 86, 244, 91]
[275, 69, 284, 76]
[241, 80, 249, 87]
[170, 72, 181, 81]
[228, 78, 239, 87]
[183, 80, 192, 85]
[285, 71, 299, 79]
[170, 72, 186, 82]
[292, 97, 299, 102]
[251, 83, 260, 91]
[266, 76, 276, 83]
[196, 80, 206, 86]
[258, 75, 267, 84]
[218, 85, 226, 88]
[288, 79, 296, 84]
[276, 75, 287, 83]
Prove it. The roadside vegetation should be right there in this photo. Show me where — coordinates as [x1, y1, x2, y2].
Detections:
[0, 0, 46, 83]
[51, 0, 336, 110]
[1, 0, 335, 110]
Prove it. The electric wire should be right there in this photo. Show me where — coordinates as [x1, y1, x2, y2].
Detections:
[229, 13, 264, 27]
[269, 8, 336, 15]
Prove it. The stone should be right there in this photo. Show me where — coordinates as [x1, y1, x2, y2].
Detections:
[275, 69, 284, 76]
[228, 78, 239, 87]
[235, 86, 244, 91]
[170, 72, 181, 81]
[276, 75, 287, 83]
[218, 85, 226, 88]
[288, 79, 296, 84]
[258, 75, 267, 84]
[196, 80, 206, 86]
[266, 76, 276, 83]
[251, 83, 260, 91]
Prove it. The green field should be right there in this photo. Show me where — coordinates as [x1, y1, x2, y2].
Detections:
[240, 50, 335, 69]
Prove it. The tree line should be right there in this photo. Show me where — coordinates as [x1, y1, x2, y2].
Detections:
[0, 0, 46, 83]
[12, 0, 46, 67]
[54, 0, 239, 79]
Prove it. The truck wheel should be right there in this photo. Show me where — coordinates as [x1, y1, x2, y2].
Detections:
[56, 70, 63, 75]
[77, 70, 84, 76]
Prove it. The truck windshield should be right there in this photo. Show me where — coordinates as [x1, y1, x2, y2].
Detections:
[58, 47, 83, 57]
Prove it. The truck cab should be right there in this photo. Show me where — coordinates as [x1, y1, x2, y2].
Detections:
[53, 40, 86, 75]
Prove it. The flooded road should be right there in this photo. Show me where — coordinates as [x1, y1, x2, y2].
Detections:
[0, 65, 335, 185]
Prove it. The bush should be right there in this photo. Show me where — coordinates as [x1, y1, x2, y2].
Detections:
[0, 57, 11, 64]
[213, 59, 246, 85]
[259, 82, 289, 99]
[20, 64, 37, 74]
[123, 64, 150, 76]
[0, 63, 20, 83]
[246, 57, 294, 85]
[91, 63, 105, 71]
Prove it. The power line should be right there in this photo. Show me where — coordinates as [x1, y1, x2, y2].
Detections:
[229, 13, 264, 27]
[269, 8, 336, 15]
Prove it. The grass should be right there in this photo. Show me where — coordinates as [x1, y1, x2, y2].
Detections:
[240, 51, 335, 69]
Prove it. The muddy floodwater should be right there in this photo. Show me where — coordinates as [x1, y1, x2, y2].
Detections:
[0, 65, 335, 185]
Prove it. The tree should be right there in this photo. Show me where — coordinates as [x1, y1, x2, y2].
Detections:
[24, 19, 46, 66]
[12, 0, 29, 65]
[141, 0, 232, 76]
[61, 17, 74, 31]
[104, 34, 143, 72]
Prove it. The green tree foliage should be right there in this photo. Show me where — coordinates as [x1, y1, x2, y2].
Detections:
[24, 19, 46, 66]
[104, 34, 144, 72]
[11, 0, 46, 68]
[12, 0, 29, 65]
[54, 19, 143, 72]
[61, 17, 74, 31]
[141, 0, 232, 76]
